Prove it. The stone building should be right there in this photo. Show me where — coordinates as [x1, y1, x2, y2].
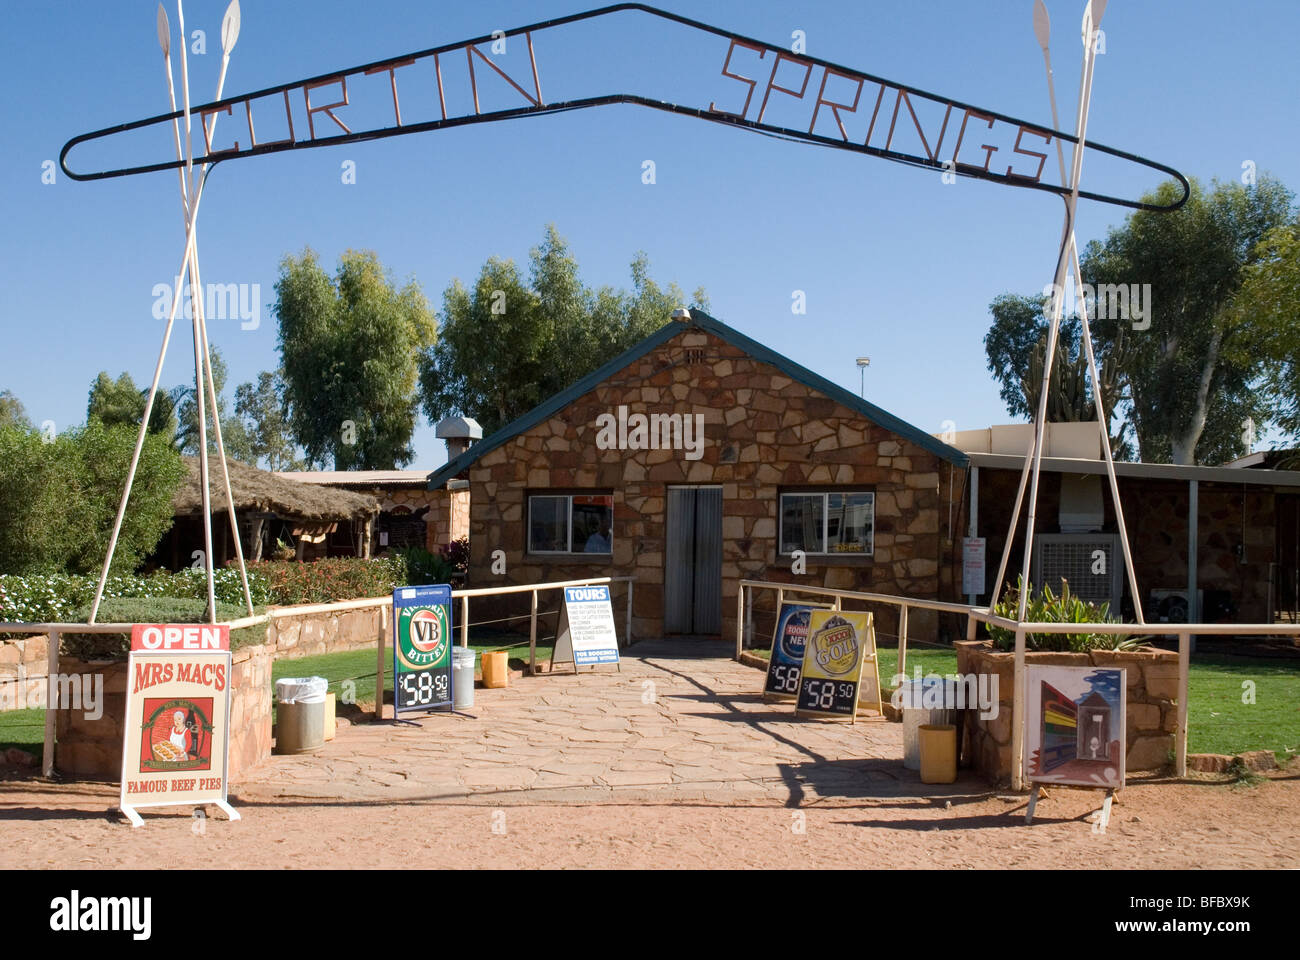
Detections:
[426, 310, 969, 641]
[278, 470, 469, 555]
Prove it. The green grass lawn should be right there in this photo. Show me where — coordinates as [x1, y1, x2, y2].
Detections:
[747, 644, 1299, 760]
[0, 706, 44, 758]
[6, 644, 1296, 768]
[270, 630, 555, 718]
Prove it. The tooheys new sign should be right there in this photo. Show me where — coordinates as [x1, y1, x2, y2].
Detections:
[120, 624, 238, 827]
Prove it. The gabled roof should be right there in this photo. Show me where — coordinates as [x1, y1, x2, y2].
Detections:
[427, 310, 968, 488]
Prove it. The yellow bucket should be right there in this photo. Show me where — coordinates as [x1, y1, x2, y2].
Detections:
[918, 724, 957, 784]
[481, 650, 509, 688]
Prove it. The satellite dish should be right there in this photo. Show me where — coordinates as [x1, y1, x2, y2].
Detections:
[156, 4, 170, 56]
[221, 0, 241, 55]
[1032, 0, 1051, 50]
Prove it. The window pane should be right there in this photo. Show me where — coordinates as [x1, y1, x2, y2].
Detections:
[827, 492, 873, 553]
[529, 496, 569, 553]
[573, 495, 613, 554]
[781, 494, 824, 554]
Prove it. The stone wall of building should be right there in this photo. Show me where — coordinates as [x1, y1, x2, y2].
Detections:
[955, 640, 1180, 784]
[465, 325, 963, 640]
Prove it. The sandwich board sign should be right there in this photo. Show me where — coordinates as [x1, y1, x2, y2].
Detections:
[762, 601, 831, 699]
[551, 585, 620, 672]
[796, 610, 882, 722]
[120, 624, 238, 828]
[393, 584, 454, 715]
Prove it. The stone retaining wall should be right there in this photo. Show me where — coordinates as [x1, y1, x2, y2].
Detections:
[954, 640, 1180, 784]
[42, 600, 384, 780]
[0, 634, 49, 711]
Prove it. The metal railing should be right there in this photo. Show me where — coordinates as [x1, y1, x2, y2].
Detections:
[1, 574, 635, 775]
[737, 579, 1300, 787]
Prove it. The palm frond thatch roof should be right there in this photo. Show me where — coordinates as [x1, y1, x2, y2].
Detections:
[173, 456, 379, 521]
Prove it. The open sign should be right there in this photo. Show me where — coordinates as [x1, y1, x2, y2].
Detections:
[130, 624, 230, 653]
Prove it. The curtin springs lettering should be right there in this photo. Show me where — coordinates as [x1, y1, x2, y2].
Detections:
[594, 405, 706, 460]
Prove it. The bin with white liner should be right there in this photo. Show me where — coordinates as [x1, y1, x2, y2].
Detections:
[451, 647, 476, 709]
[275, 676, 328, 754]
[900, 676, 957, 771]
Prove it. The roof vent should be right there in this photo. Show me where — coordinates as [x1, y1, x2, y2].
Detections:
[435, 416, 483, 459]
[671, 308, 692, 322]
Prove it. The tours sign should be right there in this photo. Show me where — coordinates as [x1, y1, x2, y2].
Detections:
[120, 623, 238, 828]
[796, 610, 882, 721]
[762, 601, 829, 699]
[393, 585, 454, 714]
[551, 585, 621, 672]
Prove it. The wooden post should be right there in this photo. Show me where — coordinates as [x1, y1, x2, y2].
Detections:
[529, 589, 538, 675]
[460, 595, 469, 647]
[1176, 630, 1190, 776]
[42, 629, 59, 778]
[1011, 626, 1026, 791]
[898, 604, 909, 684]
[374, 606, 387, 721]
[1187, 480, 1199, 654]
[966, 614, 977, 642]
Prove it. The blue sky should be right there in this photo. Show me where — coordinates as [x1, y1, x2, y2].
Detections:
[3, 0, 1297, 468]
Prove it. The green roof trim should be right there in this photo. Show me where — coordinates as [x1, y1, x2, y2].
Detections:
[427, 310, 967, 489]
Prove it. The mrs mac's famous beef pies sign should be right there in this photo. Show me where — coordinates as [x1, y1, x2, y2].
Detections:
[119, 624, 239, 828]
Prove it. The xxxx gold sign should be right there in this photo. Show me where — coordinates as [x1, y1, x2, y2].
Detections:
[796, 610, 881, 721]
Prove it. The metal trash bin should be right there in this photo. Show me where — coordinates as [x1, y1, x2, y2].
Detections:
[900, 677, 956, 771]
[451, 647, 476, 710]
[275, 677, 328, 754]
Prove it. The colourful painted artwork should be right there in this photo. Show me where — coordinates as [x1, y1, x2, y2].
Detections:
[1026, 666, 1126, 788]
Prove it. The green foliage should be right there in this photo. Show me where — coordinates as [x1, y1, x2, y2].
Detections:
[0, 390, 33, 431]
[170, 346, 256, 463]
[420, 224, 708, 435]
[391, 545, 458, 586]
[1232, 217, 1300, 441]
[275, 248, 436, 469]
[257, 556, 407, 605]
[64, 597, 268, 660]
[0, 568, 272, 627]
[0, 421, 183, 576]
[987, 577, 1138, 653]
[87, 371, 177, 439]
[1082, 175, 1295, 464]
[232, 369, 303, 470]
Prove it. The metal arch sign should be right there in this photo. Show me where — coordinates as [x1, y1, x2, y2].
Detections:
[60, 3, 1187, 212]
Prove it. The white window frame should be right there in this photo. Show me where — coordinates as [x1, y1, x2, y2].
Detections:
[779, 490, 875, 556]
[527, 493, 613, 556]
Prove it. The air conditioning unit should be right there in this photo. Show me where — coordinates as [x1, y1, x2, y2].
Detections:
[1032, 533, 1122, 609]
[1148, 588, 1204, 623]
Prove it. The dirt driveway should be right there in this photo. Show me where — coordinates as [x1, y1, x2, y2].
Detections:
[2, 641, 1297, 869]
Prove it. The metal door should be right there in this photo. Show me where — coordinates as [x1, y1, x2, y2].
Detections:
[665, 486, 723, 635]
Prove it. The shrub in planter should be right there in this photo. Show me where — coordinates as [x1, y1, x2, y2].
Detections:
[257, 556, 406, 605]
[987, 577, 1139, 653]
[392, 545, 458, 586]
[65, 597, 268, 660]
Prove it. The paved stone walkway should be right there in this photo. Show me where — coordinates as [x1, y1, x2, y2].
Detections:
[239, 641, 950, 808]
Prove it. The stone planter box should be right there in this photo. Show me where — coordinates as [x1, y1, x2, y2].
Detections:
[954, 640, 1179, 785]
[55, 641, 273, 783]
